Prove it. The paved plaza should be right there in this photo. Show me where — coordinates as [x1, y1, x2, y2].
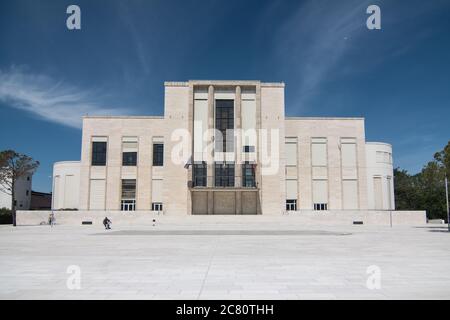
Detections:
[0, 221, 449, 299]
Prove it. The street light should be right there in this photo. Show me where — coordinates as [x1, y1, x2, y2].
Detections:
[446, 174, 450, 232]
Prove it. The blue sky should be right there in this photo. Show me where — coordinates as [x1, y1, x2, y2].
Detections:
[0, 0, 449, 192]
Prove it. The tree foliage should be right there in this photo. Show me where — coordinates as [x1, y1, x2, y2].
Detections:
[395, 141, 449, 220]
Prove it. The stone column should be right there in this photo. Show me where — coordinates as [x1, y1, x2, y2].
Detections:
[255, 83, 262, 214]
[187, 83, 194, 215]
[234, 85, 242, 188]
[207, 85, 215, 187]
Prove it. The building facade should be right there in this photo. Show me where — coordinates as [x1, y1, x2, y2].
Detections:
[0, 175, 33, 210]
[52, 80, 396, 216]
[30, 191, 52, 210]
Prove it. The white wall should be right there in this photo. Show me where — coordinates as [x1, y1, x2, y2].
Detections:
[52, 161, 80, 210]
[285, 118, 368, 210]
[16, 209, 427, 226]
[366, 142, 395, 210]
[0, 175, 32, 210]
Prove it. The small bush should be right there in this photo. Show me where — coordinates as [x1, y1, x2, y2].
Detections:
[0, 208, 12, 224]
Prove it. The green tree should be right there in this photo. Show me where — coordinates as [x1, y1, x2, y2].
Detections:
[393, 168, 420, 210]
[394, 141, 450, 220]
[0, 150, 40, 226]
[417, 161, 446, 219]
[434, 140, 450, 221]
[434, 140, 450, 177]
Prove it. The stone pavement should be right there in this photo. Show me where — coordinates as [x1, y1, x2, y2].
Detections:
[0, 222, 449, 299]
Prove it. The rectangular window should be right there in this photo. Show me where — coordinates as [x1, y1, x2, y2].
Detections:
[242, 162, 256, 187]
[121, 179, 136, 211]
[151, 179, 163, 205]
[313, 179, 328, 210]
[121, 179, 136, 199]
[89, 179, 105, 210]
[241, 96, 256, 132]
[121, 200, 136, 211]
[193, 162, 207, 187]
[286, 179, 297, 201]
[92, 141, 107, 166]
[152, 202, 163, 211]
[285, 138, 298, 166]
[311, 138, 327, 166]
[215, 100, 234, 152]
[373, 176, 383, 209]
[341, 141, 357, 167]
[122, 137, 138, 166]
[314, 203, 328, 211]
[342, 180, 358, 209]
[122, 152, 137, 166]
[376, 151, 392, 164]
[243, 145, 255, 153]
[194, 98, 208, 162]
[215, 162, 235, 187]
[153, 143, 164, 166]
[286, 199, 297, 211]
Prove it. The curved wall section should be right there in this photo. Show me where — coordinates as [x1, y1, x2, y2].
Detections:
[52, 161, 81, 210]
[366, 142, 395, 210]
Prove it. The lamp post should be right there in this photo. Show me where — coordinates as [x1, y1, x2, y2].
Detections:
[445, 174, 449, 232]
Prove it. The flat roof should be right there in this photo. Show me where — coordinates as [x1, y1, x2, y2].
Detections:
[83, 115, 164, 119]
[286, 117, 365, 121]
[83, 116, 363, 121]
[164, 80, 285, 87]
[366, 141, 392, 147]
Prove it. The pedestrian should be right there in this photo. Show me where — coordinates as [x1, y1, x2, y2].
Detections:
[103, 216, 111, 230]
[49, 213, 55, 228]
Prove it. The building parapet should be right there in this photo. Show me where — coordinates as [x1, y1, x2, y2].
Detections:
[82, 115, 164, 119]
[286, 117, 364, 121]
[164, 80, 285, 87]
[366, 141, 393, 147]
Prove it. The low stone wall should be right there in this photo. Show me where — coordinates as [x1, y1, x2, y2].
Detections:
[16, 210, 427, 226]
[286, 210, 427, 226]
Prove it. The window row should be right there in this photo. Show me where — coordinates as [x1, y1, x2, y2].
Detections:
[192, 162, 256, 188]
[118, 200, 164, 212]
[119, 179, 163, 212]
[286, 178, 359, 211]
[285, 201, 329, 211]
[91, 141, 164, 167]
[285, 138, 358, 167]
[285, 200, 328, 211]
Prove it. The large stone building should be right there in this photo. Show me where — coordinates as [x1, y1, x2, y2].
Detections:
[51, 80, 399, 217]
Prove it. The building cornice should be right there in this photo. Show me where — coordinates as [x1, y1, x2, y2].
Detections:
[286, 117, 364, 121]
[164, 80, 285, 87]
[82, 115, 164, 119]
[366, 142, 392, 147]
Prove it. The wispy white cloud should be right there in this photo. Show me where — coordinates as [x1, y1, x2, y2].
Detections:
[0, 67, 129, 129]
[273, 0, 448, 112]
[274, 0, 372, 110]
[117, 2, 151, 75]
